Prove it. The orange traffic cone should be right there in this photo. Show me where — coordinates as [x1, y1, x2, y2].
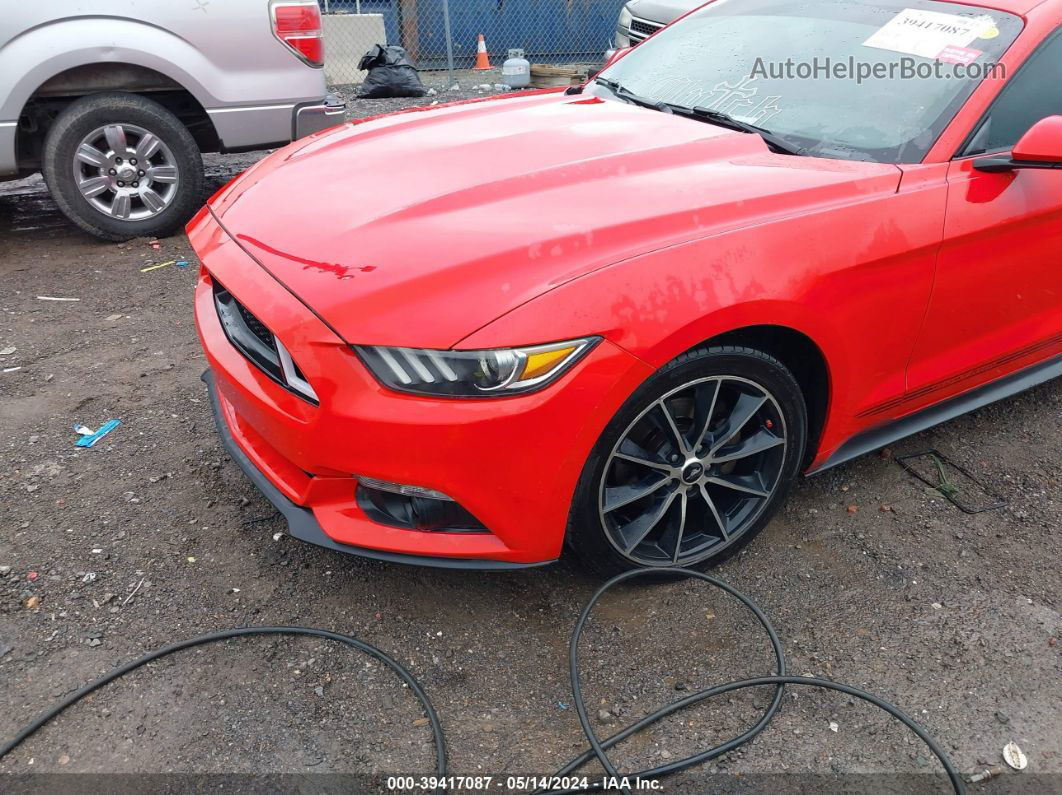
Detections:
[473, 33, 492, 70]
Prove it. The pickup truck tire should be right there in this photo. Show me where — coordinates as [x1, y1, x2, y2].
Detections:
[42, 92, 204, 242]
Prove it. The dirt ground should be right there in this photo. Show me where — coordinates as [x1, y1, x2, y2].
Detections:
[0, 92, 1059, 794]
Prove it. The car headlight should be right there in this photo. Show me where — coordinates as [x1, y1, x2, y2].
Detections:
[355, 338, 599, 397]
[618, 4, 633, 30]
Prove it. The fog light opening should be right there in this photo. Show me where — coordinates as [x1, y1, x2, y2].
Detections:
[357, 478, 487, 533]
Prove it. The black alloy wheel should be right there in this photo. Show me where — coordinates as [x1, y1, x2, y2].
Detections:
[568, 346, 808, 576]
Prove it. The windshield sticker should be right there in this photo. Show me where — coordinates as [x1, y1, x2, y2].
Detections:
[978, 21, 1000, 39]
[863, 8, 996, 60]
[937, 45, 983, 65]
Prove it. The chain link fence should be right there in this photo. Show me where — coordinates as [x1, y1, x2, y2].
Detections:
[319, 0, 627, 91]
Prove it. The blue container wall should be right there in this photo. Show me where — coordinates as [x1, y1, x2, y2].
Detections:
[322, 1, 626, 69]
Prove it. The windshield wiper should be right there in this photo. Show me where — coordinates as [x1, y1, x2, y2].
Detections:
[594, 77, 673, 114]
[594, 77, 805, 157]
[686, 106, 807, 157]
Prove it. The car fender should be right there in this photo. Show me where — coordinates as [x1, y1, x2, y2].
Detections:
[0, 19, 221, 173]
[1, 19, 220, 123]
[462, 273, 841, 491]
[458, 182, 939, 471]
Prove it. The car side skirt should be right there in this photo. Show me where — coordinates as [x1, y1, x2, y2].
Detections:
[810, 355, 1061, 474]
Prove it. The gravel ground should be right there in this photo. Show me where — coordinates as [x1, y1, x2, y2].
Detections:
[0, 89, 1059, 794]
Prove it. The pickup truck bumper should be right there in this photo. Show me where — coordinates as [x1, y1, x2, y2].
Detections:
[294, 93, 347, 139]
[208, 94, 347, 153]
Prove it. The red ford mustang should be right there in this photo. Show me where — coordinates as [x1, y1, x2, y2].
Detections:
[190, 0, 1061, 575]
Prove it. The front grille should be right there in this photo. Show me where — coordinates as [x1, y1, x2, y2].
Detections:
[213, 282, 318, 405]
[236, 302, 276, 352]
[629, 18, 663, 38]
[214, 284, 283, 382]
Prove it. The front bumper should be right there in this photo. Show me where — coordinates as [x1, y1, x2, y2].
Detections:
[190, 208, 653, 567]
[203, 370, 546, 569]
[294, 93, 347, 140]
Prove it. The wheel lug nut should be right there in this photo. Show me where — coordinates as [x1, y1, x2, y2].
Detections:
[117, 181, 124, 187]
[115, 157, 122, 164]
[132, 181, 139, 188]
[130, 158, 137, 165]
[109, 169, 117, 175]
[138, 170, 145, 177]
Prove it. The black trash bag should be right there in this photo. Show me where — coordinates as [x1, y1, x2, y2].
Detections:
[357, 44, 427, 99]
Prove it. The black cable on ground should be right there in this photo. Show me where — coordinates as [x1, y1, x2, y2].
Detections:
[0, 627, 448, 791]
[545, 567, 787, 792]
[0, 570, 964, 795]
[556, 568, 964, 795]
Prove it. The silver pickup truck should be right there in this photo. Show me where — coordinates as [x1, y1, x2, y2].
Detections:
[611, 0, 701, 54]
[0, 0, 345, 240]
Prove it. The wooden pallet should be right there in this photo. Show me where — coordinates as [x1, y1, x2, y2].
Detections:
[529, 64, 589, 88]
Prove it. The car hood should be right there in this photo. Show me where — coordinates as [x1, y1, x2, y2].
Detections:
[210, 92, 899, 348]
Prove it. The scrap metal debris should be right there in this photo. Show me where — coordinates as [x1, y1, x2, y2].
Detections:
[1002, 741, 1028, 770]
[122, 577, 145, 606]
[967, 765, 1004, 784]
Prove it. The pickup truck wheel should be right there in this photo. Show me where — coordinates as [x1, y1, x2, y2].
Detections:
[42, 92, 204, 242]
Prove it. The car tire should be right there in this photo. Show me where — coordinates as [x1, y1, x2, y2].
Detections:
[567, 345, 807, 578]
[42, 92, 205, 242]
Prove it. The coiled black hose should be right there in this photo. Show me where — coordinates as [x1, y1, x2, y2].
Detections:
[0, 569, 965, 795]
[550, 567, 964, 795]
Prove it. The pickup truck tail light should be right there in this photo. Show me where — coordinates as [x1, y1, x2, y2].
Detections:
[271, 1, 324, 67]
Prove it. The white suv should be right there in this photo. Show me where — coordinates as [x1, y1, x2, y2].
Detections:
[0, 0, 345, 240]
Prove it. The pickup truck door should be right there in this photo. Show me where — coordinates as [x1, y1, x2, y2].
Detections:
[906, 29, 1062, 399]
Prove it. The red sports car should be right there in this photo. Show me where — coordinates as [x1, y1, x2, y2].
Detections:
[191, 0, 1061, 575]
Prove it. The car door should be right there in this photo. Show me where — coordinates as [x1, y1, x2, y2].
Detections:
[906, 29, 1062, 399]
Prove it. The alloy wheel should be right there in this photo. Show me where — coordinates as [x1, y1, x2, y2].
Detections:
[72, 123, 179, 221]
[598, 375, 787, 566]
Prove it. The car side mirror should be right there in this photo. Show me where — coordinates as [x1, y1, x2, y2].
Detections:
[974, 116, 1062, 172]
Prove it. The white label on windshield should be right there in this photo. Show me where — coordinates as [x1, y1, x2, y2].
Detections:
[863, 9, 995, 60]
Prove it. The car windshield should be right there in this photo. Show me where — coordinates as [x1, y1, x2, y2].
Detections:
[596, 0, 1023, 163]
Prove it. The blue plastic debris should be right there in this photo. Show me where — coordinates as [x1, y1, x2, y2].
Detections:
[176, 260, 190, 268]
[74, 419, 121, 448]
